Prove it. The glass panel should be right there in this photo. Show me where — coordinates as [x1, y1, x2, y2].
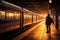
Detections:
[33, 15, 36, 23]
[14, 12, 20, 20]
[24, 13, 32, 26]
[37, 16, 42, 22]
[6, 12, 13, 20]
[0, 11, 5, 20]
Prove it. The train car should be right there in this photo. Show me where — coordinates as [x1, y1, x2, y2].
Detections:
[0, 0, 42, 33]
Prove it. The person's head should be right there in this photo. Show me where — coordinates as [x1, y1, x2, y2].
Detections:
[48, 14, 50, 16]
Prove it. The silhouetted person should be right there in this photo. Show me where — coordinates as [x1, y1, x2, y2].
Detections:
[45, 14, 53, 33]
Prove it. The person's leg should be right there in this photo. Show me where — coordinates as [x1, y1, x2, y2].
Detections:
[46, 25, 48, 33]
[49, 25, 50, 33]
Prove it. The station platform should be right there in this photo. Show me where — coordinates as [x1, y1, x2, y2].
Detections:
[12, 20, 60, 40]
[0, 20, 60, 40]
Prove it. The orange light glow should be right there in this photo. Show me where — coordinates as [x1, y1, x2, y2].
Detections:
[15, 14, 20, 19]
[0, 11, 5, 15]
[12, 19, 57, 40]
[9, 13, 13, 17]
[39, 14, 47, 18]
[24, 15, 31, 17]
[14, 12, 20, 19]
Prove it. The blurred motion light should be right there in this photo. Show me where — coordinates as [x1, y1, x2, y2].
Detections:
[9, 13, 13, 17]
[49, 0, 52, 3]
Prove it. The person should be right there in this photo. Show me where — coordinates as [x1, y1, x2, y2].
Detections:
[45, 14, 53, 33]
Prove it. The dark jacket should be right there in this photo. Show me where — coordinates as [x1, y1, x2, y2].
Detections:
[46, 16, 53, 25]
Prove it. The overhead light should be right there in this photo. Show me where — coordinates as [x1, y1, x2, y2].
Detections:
[49, 0, 52, 3]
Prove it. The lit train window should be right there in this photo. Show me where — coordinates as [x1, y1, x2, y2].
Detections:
[37, 16, 41, 22]
[6, 12, 13, 20]
[24, 13, 32, 19]
[14, 12, 20, 20]
[33, 15, 36, 23]
[24, 13, 32, 26]
[0, 11, 5, 20]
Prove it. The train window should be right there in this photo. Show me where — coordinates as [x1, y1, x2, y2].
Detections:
[24, 13, 32, 26]
[33, 15, 36, 23]
[0, 11, 5, 20]
[14, 12, 20, 20]
[37, 16, 43, 22]
[37, 16, 40, 22]
[6, 12, 13, 20]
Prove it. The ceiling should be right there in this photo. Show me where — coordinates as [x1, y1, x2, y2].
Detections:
[4, 0, 49, 14]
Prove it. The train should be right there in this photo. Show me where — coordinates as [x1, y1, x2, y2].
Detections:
[0, 0, 44, 33]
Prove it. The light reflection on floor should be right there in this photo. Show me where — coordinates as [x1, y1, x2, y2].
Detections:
[21, 20, 59, 40]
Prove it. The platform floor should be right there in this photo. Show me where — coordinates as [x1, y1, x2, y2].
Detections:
[12, 20, 60, 40]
